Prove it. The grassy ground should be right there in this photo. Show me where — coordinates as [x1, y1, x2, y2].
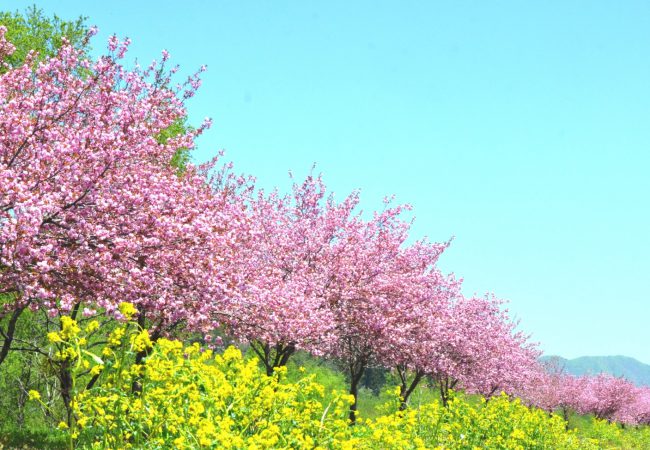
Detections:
[0, 427, 67, 450]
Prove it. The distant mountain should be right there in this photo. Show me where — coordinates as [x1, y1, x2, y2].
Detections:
[541, 355, 650, 387]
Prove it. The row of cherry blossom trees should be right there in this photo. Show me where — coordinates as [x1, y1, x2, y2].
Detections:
[1, 26, 648, 426]
[228, 174, 546, 421]
[526, 363, 650, 426]
[215, 169, 650, 424]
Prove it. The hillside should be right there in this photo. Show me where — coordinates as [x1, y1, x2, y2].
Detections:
[543, 355, 650, 386]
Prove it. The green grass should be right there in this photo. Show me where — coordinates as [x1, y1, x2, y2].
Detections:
[0, 426, 67, 450]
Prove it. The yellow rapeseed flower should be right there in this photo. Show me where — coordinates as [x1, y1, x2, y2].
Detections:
[47, 331, 62, 343]
[60, 316, 80, 339]
[118, 302, 138, 319]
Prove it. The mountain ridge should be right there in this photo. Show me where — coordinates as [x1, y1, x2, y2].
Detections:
[541, 355, 650, 387]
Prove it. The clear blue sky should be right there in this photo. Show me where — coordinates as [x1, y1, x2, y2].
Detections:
[7, 1, 650, 362]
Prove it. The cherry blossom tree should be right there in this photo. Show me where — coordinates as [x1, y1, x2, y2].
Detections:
[411, 295, 540, 407]
[575, 373, 637, 423]
[224, 175, 356, 375]
[380, 271, 461, 409]
[0, 28, 249, 368]
[459, 297, 540, 401]
[523, 360, 584, 427]
[324, 202, 449, 422]
[622, 387, 650, 426]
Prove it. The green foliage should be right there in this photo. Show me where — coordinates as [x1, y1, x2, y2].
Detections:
[284, 351, 345, 390]
[0, 5, 88, 70]
[360, 366, 388, 396]
[0, 305, 121, 445]
[0, 308, 64, 431]
[0, 426, 67, 450]
[156, 118, 193, 173]
[576, 418, 650, 449]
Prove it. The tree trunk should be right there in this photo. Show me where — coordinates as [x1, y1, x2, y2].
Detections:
[348, 362, 366, 425]
[131, 313, 163, 394]
[131, 312, 148, 394]
[397, 366, 424, 410]
[0, 305, 25, 367]
[59, 303, 81, 425]
[60, 360, 73, 426]
[438, 378, 451, 407]
[349, 375, 360, 424]
[250, 341, 297, 376]
[277, 343, 296, 368]
[562, 407, 569, 430]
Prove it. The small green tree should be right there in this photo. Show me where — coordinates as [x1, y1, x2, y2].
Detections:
[0, 5, 88, 70]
